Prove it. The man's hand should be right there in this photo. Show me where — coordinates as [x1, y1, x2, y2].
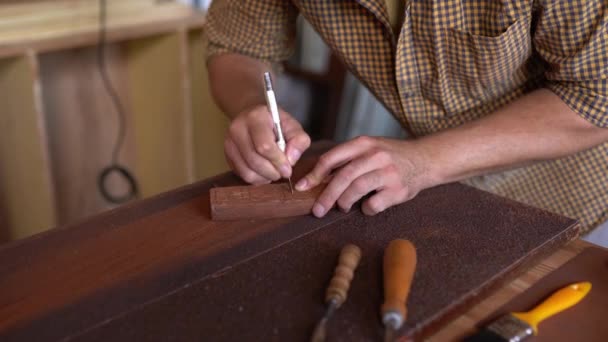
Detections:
[225, 105, 311, 185]
[295, 136, 434, 217]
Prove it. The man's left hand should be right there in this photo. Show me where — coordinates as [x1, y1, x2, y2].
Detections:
[295, 136, 435, 217]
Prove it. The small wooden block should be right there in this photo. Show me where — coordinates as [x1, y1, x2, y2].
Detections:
[210, 183, 326, 221]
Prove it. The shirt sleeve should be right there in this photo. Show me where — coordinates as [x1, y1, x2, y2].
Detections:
[204, 0, 299, 64]
[533, 0, 608, 128]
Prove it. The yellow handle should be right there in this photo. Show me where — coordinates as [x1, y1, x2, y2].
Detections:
[512, 282, 591, 334]
[381, 239, 417, 322]
[325, 244, 362, 307]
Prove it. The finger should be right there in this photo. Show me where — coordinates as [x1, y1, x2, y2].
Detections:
[337, 169, 387, 212]
[225, 138, 271, 185]
[282, 114, 311, 166]
[230, 124, 282, 181]
[297, 136, 375, 191]
[311, 151, 391, 218]
[362, 188, 406, 216]
[285, 131, 311, 166]
[248, 117, 292, 177]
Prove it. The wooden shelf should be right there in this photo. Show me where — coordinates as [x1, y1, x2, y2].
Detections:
[0, 0, 228, 242]
[0, 0, 205, 58]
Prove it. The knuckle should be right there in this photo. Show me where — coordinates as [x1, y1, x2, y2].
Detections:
[338, 165, 356, 182]
[228, 123, 239, 136]
[254, 142, 273, 156]
[354, 135, 372, 145]
[352, 178, 368, 193]
[384, 164, 399, 176]
[241, 170, 257, 184]
[317, 154, 331, 169]
[300, 134, 312, 148]
[373, 150, 391, 164]
[367, 198, 384, 214]
[247, 108, 262, 119]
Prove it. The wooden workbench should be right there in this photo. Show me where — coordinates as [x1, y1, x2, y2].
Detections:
[0, 145, 593, 341]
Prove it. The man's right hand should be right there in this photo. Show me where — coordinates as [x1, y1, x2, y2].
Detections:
[224, 105, 311, 185]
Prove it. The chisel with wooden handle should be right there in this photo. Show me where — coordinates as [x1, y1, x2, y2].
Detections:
[310, 244, 362, 342]
[382, 239, 417, 342]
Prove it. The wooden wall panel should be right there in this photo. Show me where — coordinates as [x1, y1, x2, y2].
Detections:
[126, 33, 191, 197]
[38, 45, 136, 225]
[188, 29, 229, 180]
[0, 0, 204, 59]
[0, 55, 56, 241]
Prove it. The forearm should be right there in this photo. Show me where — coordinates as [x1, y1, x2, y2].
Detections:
[417, 89, 608, 185]
[208, 53, 273, 119]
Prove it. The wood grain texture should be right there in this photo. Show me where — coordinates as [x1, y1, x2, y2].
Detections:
[57, 183, 578, 342]
[0, 143, 581, 342]
[39, 44, 136, 225]
[0, 54, 56, 241]
[210, 183, 326, 220]
[189, 28, 230, 180]
[325, 244, 362, 306]
[479, 245, 608, 342]
[0, 0, 205, 58]
[427, 240, 590, 341]
[126, 33, 191, 197]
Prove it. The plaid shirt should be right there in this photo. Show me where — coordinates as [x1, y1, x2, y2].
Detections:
[205, 0, 608, 233]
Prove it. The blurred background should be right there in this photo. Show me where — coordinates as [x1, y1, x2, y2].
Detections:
[0, 0, 404, 244]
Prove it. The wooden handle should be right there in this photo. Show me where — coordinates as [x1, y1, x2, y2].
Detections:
[325, 244, 362, 307]
[382, 239, 417, 324]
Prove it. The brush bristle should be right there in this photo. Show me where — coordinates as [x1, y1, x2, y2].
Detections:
[463, 329, 508, 342]
[463, 315, 533, 342]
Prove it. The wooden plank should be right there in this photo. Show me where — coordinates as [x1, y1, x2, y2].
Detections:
[126, 33, 190, 197]
[0, 0, 205, 58]
[478, 246, 608, 342]
[0, 155, 581, 341]
[177, 28, 195, 183]
[427, 240, 590, 341]
[0, 162, 335, 340]
[188, 28, 230, 180]
[0, 54, 56, 241]
[210, 183, 326, 220]
[38, 43, 136, 225]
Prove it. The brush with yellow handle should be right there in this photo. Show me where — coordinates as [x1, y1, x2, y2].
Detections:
[465, 282, 592, 341]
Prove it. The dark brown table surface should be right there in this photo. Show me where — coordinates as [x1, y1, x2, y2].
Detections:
[0, 143, 588, 341]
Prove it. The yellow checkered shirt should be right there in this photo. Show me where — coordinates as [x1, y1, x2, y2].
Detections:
[205, 0, 608, 233]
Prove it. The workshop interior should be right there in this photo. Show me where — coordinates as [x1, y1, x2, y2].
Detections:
[0, 1, 606, 341]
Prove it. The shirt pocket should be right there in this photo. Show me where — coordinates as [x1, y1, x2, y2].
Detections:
[440, 19, 531, 116]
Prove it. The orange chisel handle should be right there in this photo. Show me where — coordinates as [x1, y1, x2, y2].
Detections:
[382, 239, 417, 329]
[325, 244, 362, 307]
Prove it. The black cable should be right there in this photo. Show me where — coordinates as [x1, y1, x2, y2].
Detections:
[96, 0, 138, 204]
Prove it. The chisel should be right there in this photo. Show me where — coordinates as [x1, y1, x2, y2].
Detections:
[382, 239, 417, 342]
[310, 244, 362, 342]
[464, 281, 591, 342]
